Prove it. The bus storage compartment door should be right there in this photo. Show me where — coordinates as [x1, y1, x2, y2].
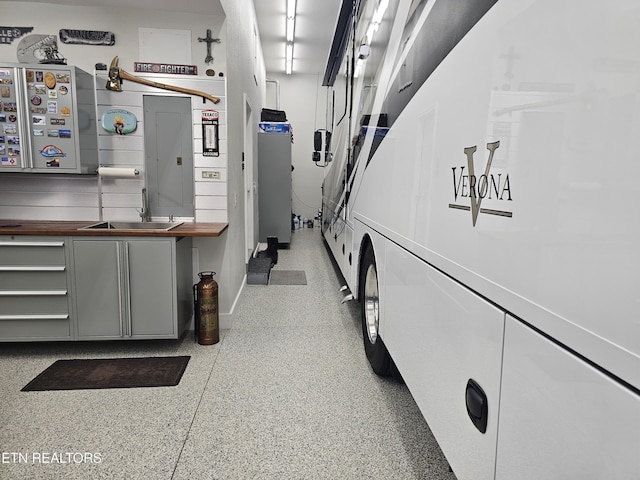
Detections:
[382, 239, 505, 479]
[495, 316, 640, 479]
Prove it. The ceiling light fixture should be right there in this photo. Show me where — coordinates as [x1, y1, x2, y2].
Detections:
[285, 42, 293, 75]
[366, 0, 389, 45]
[357, 0, 390, 78]
[372, 0, 389, 26]
[287, 0, 297, 20]
[285, 0, 297, 74]
[286, 16, 295, 42]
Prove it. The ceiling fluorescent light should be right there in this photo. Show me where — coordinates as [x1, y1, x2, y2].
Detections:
[285, 42, 293, 74]
[286, 16, 295, 42]
[286, 0, 296, 74]
[366, 23, 376, 45]
[366, 0, 389, 45]
[287, 0, 297, 19]
[354, 58, 364, 78]
[372, 0, 389, 25]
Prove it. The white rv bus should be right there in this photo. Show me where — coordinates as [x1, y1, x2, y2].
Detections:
[319, 0, 640, 478]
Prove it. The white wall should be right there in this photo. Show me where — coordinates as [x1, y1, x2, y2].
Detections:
[265, 73, 327, 224]
[0, 2, 226, 75]
[94, 72, 228, 224]
[198, 0, 265, 326]
[0, 1, 266, 329]
[0, 1, 228, 222]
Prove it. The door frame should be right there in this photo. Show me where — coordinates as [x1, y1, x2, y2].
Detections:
[243, 94, 258, 261]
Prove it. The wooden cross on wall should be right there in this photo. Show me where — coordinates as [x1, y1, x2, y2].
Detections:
[198, 29, 221, 65]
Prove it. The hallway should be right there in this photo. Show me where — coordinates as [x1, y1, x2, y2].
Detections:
[0, 228, 455, 479]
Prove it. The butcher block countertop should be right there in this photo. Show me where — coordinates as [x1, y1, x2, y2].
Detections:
[0, 220, 228, 237]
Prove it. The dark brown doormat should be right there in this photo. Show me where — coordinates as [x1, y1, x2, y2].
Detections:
[21, 356, 190, 392]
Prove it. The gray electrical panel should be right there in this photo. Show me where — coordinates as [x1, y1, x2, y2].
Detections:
[258, 131, 292, 244]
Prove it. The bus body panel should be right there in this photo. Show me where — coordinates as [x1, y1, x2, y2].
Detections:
[496, 316, 640, 478]
[349, 0, 640, 389]
[383, 236, 505, 479]
[322, 0, 640, 477]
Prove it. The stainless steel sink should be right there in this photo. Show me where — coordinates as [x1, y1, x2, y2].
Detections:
[79, 221, 183, 231]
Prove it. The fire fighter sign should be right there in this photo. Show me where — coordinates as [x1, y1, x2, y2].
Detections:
[133, 62, 197, 75]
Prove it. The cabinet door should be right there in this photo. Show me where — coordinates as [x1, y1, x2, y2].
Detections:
[126, 240, 175, 337]
[73, 239, 123, 339]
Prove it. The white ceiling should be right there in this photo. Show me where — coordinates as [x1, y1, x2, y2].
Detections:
[3, 0, 342, 76]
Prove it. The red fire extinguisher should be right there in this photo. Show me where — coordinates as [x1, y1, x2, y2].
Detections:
[193, 271, 219, 345]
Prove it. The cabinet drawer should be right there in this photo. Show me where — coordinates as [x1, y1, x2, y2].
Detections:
[0, 293, 69, 316]
[0, 239, 66, 266]
[0, 270, 68, 290]
[0, 317, 71, 340]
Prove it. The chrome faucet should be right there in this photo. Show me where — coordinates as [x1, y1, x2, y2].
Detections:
[140, 188, 150, 222]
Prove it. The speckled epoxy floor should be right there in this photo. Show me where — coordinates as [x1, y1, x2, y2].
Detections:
[0, 228, 456, 480]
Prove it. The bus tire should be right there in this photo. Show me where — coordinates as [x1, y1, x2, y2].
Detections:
[361, 245, 392, 376]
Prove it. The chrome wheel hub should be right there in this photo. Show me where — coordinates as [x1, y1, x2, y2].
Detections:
[364, 263, 379, 344]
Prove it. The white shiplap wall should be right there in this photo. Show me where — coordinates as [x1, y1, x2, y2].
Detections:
[0, 72, 228, 223]
[95, 72, 228, 223]
[0, 173, 99, 221]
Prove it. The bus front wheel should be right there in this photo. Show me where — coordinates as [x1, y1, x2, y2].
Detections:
[361, 245, 392, 376]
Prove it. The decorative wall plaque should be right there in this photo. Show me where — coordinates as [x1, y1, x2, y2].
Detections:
[202, 110, 219, 157]
[59, 29, 115, 46]
[101, 109, 137, 135]
[133, 62, 197, 75]
[0, 27, 33, 45]
[16, 34, 57, 63]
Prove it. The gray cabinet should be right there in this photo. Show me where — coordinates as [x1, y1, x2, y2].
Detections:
[258, 131, 292, 243]
[0, 236, 72, 340]
[0, 64, 98, 174]
[127, 240, 175, 337]
[0, 235, 192, 342]
[72, 237, 191, 340]
[73, 239, 121, 338]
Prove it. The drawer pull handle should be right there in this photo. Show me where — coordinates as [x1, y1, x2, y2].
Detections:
[0, 314, 69, 321]
[0, 242, 64, 247]
[0, 266, 65, 272]
[0, 290, 67, 296]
